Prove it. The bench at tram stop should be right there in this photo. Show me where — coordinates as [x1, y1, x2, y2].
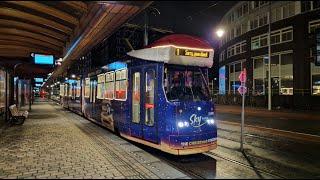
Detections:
[9, 104, 29, 125]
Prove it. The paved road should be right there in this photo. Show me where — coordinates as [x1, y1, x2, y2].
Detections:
[0, 101, 189, 179]
[215, 105, 320, 136]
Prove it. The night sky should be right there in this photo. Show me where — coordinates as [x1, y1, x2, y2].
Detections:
[129, 1, 238, 48]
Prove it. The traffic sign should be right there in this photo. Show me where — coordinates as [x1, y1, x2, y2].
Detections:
[239, 68, 247, 83]
[238, 85, 247, 95]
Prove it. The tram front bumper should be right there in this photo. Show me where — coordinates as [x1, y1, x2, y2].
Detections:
[166, 133, 217, 155]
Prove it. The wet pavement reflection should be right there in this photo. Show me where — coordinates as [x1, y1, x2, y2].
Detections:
[131, 141, 217, 179]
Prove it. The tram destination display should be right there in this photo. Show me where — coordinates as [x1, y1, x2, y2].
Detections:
[175, 48, 209, 58]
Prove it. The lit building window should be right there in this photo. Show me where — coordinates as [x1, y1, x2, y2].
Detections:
[309, 19, 320, 33]
[219, 50, 225, 62]
[311, 62, 320, 95]
[250, 18, 259, 30]
[251, 27, 293, 50]
[258, 13, 269, 27]
[280, 53, 293, 95]
[249, 12, 268, 31]
[227, 41, 247, 58]
[251, 35, 267, 50]
[301, 1, 312, 12]
[301, 1, 320, 13]
[281, 29, 293, 42]
[252, 52, 293, 96]
[228, 60, 246, 94]
[271, 6, 282, 23]
[236, 26, 241, 37]
[271, 31, 281, 44]
[311, 48, 320, 96]
[242, 22, 248, 34]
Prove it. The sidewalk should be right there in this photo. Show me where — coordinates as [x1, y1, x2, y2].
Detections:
[0, 102, 189, 179]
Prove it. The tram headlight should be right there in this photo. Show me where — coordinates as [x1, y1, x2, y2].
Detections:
[206, 119, 215, 125]
[178, 121, 189, 128]
[184, 121, 189, 127]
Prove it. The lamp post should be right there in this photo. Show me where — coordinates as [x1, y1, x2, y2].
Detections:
[268, 2, 272, 110]
[215, 28, 225, 95]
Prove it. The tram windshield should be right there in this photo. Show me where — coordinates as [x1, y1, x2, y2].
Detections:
[164, 65, 210, 102]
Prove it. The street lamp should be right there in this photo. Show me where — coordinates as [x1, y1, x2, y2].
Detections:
[216, 28, 225, 38]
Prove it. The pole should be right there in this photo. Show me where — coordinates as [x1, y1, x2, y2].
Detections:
[29, 79, 31, 111]
[268, 2, 272, 110]
[144, 10, 148, 46]
[240, 68, 246, 151]
[5, 70, 8, 121]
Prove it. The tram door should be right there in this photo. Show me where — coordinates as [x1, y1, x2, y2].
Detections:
[131, 65, 158, 144]
[89, 79, 97, 120]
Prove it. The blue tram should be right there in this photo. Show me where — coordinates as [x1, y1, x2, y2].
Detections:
[59, 34, 217, 155]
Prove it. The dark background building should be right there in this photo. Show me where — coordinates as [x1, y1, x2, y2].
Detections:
[217, 1, 320, 110]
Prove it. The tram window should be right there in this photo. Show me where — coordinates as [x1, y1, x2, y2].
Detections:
[64, 84, 68, 97]
[97, 74, 105, 99]
[84, 78, 90, 98]
[105, 72, 115, 99]
[132, 72, 140, 123]
[164, 66, 210, 102]
[76, 80, 81, 97]
[60, 84, 64, 96]
[145, 70, 155, 126]
[68, 83, 72, 97]
[72, 83, 76, 99]
[115, 69, 127, 100]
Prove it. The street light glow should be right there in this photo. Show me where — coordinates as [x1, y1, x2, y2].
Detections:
[216, 29, 225, 38]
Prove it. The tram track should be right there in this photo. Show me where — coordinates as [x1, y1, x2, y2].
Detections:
[204, 151, 285, 179]
[217, 126, 319, 160]
[142, 142, 285, 179]
[217, 127, 280, 142]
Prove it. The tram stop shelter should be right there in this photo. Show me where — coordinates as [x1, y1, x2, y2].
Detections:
[0, 1, 151, 114]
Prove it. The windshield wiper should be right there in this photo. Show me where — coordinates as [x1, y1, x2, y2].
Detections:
[198, 68, 211, 101]
[185, 68, 195, 101]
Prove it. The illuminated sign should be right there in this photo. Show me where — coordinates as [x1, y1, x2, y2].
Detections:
[34, 78, 43, 83]
[219, 66, 226, 95]
[102, 62, 127, 71]
[189, 114, 211, 128]
[34, 54, 54, 65]
[175, 48, 209, 58]
[181, 138, 216, 147]
[316, 29, 320, 66]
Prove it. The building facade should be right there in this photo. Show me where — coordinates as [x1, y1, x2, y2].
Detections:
[217, 1, 320, 109]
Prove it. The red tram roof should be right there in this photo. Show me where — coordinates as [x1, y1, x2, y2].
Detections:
[145, 34, 213, 50]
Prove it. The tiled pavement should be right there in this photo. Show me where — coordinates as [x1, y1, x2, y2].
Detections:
[0, 102, 190, 179]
